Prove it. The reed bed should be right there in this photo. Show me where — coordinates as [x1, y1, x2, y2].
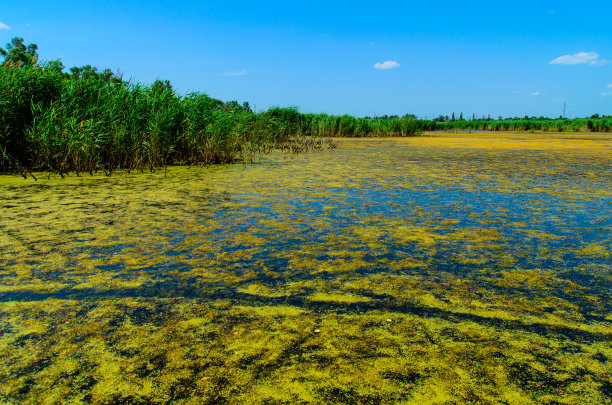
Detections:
[0, 65, 421, 177]
[301, 113, 424, 138]
[7, 60, 606, 178]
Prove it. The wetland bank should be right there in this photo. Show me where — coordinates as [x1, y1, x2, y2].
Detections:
[1, 132, 611, 404]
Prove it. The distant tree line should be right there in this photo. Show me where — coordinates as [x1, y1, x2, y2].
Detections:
[431, 112, 610, 122]
[428, 113, 611, 132]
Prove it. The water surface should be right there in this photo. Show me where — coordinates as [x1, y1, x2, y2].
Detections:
[1, 133, 611, 403]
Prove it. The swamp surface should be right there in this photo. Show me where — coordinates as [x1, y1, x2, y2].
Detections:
[0, 133, 611, 404]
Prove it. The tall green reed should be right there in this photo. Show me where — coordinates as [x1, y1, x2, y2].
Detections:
[0, 64, 424, 176]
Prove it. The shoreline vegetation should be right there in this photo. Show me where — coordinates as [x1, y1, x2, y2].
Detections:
[0, 63, 426, 178]
[426, 116, 612, 133]
[1, 37, 611, 178]
[0, 37, 424, 178]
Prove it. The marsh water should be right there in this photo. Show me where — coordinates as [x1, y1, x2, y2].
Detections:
[1, 133, 611, 404]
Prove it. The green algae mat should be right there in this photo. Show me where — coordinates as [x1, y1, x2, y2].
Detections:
[1, 133, 611, 404]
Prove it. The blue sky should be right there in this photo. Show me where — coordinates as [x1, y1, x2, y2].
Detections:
[1, 1, 611, 118]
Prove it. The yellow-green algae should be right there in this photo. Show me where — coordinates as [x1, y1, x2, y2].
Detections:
[0, 132, 611, 404]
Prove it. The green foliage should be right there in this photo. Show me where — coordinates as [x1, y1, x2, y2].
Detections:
[0, 64, 421, 175]
[0, 37, 39, 68]
[1, 37, 608, 177]
[0, 65, 64, 173]
[301, 113, 423, 138]
[3, 56, 608, 177]
[0, 37, 423, 176]
[44, 60, 65, 74]
[432, 117, 612, 132]
[0, 66, 340, 175]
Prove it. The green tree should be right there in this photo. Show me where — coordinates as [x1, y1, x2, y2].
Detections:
[0, 37, 38, 67]
[44, 60, 65, 73]
[151, 79, 174, 95]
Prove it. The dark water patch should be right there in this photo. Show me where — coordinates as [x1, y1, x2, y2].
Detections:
[380, 370, 422, 385]
[592, 352, 608, 363]
[76, 243, 132, 259]
[316, 386, 388, 404]
[96, 264, 124, 271]
[3, 281, 610, 343]
[508, 361, 574, 393]
[220, 291, 612, 343]
[600, 381, 612, 399]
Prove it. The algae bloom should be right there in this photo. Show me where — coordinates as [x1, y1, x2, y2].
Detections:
[0, 133, 611, 403]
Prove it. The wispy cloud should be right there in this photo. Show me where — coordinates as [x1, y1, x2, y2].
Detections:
[601, 92, 612, 97]
[374, 61, 400, 70]
[530, 92, 541, 96]
[221, 69, 247, 77]
[549, 51, 607, 65]
[0, 21, 10, 30]
[608, 84, 612, 88]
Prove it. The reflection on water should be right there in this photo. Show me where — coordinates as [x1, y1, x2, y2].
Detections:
[1, 133, 611, 403]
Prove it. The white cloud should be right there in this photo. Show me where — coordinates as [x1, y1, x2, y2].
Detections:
[374, 61, 400, 70]
[602, 91, 612, 97]
[0, 21, 10, 30]
[549, 51, 603, 65]
[221, 69, 247, 77]
[590, 59, 609, 66]
[530, 92, 540, 96]
[608, 84, 612, 88]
